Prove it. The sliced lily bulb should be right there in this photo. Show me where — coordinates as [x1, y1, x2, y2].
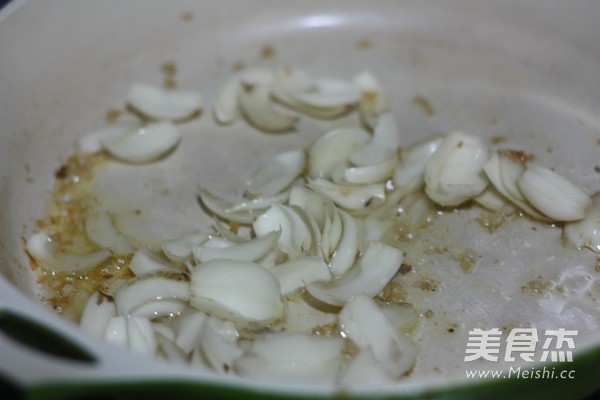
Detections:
[474, 187, 516, 213]
[193, 230, 280, 263]
[308, 178, 385, 210]
[321, 199, 343, 258]
[348, 113, 400, 167]
[308, 127, 371, 179]
[161, 232, 210, 263]
[339, 294, 418, 378]
[26, 231, 111, 272]
[234, 333, 343, 383]
[253, 204, 312, 258]
[213, 76, 241, 125]
[518, 165, 591, 221]
[292, 79, 361, 109]
[174, 309, 208, 354]
[114, 270, 190, 318]
[288, 186, 343, 256]
[335, 153, 397, 185]
[127, 84, 202, 121]
[339, 349, 396, 390]
[290, 206, 326, 259]
[226, 191, 290, 213]
[155, 329, 188, 364]
[563, 193, 600, 253]
[246, 150, 306, 198]
[354, 71, 391, 129]
[270, 257, 331, 296]
[271, 68, 350, 119]
[78, 122, 138, 154]
[213, 68, 274, 125]
[104, 316, 157, 356]
[424, 131, 489, 207]
[152, 322, 176, 342]
[197, 188, 259, 224]
[328, 210, 359, 277]
[102, 122, 182, 164]
[393, 137, 443, 194]
[79, 292, 116, 337]
[483, 151, 548, 220]
[306, 241, 403, 306]
[128, 248, 175, 276]
[84, 209, 134, 255]
[238, 81, 297, 133]
[190, 259, 284, 327]
[198, 317, 243, 374]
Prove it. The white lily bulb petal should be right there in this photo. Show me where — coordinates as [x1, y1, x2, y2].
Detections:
[104, 316, 128, 347]
[126, 316, 157, 355]
[238, 82, 297, 133]
[246, 150, 306, 197]
[26, 231, 111, 273]
[324, 202, 343, 257]
[354, 71, 391, 129]
[348, 143, 395, 167]
[213, 77, 241, 125]
[84, 210, 134, 255]
[306, 241, 403, 306]
[102, 122, 182, 164]
[308, 178, 386, 210]
[127, 84, 202, 121]
[518, 165, 591, 221]
[339, 349, 396, 390]
[292, 79, 361, 108]
[393, 137, 443, 193]
[161, 232, 210, 263]
[79, 292, 116, 338]
[253, 204, 311, 258]
[174, 309, 208, 354]
[563, 193, 600, 253]
[155, 330, 188, 364]
[308, 127, 371, 179]
[291, 206, 326, 260]
[190, 259, 284, 326]
[342, 153, 397, 184]
[289, 186, 327, 226]
[272, 68, 348, 119]
[328, 210, 359, 277]
[152, 322, 176, 342]
[424, 131, 489, 206]
[270, 257, 331, 296]
[131, 299, 187, 319]
[225, 191, 290, 213]
[234, 333, 343, 383]
[115, 270, 190, 318]
[194, 230, 280, 263]
[197, 187, 259, 224]
[483, 152, 549, 220]
[78, 123, 137, 154]
[474, 187, 516, 213]
[372, 113, 400, 149]
[199, 317, 243, 374]
[339, 294, 418, 378]
[213, 68, 275, 125]
[128, 248, 174, 276]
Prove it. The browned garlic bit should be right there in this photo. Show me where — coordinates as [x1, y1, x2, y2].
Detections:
[26, 66, 596, 389]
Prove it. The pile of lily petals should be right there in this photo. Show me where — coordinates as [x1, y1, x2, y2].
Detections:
[25, 67, 600, 388]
